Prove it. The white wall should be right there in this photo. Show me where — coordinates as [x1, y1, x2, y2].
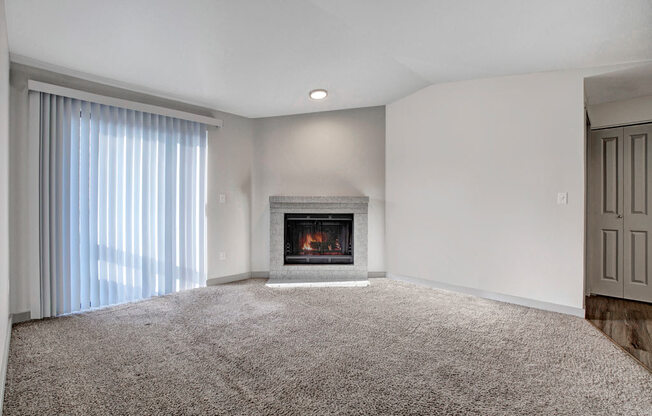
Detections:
[206, 112, 253, 280]
[8, 64, 255, 314]
[587, 95, 652, 128]
[0, 0, 10, 403]
[251, 107, 386, 273]
[386, 70, 586, 309]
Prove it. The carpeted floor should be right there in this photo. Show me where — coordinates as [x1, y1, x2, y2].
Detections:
[3, 278, 652, 415]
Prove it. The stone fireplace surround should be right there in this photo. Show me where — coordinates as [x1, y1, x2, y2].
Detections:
[267, 196, 369, 287]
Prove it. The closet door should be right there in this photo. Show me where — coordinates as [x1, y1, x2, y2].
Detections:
[588, 128, 624, 298]
[623, 123, 652, 302]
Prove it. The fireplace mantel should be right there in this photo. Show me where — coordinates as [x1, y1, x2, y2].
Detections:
[268, 196, 369, 286]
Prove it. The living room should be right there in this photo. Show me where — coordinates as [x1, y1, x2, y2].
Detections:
[0, 1, 651, 414]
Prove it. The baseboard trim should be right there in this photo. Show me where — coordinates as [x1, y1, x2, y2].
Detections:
[368, 271, 386, 278]
[388, 273, 585, 317]
[207, 272, 251, 286]
[1, 316, 13, 415]
[11, 312, 31, 325]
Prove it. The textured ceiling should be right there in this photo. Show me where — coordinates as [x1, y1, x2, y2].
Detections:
[6, 0, 652, 117]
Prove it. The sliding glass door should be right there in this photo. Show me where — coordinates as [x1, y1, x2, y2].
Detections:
[39, 92, 207, 316]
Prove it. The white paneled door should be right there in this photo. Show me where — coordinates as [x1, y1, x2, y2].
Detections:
[588, 123, 652, 303]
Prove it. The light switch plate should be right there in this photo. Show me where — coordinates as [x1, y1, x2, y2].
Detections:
[219, 193, 226, 203]
[219, 252, 226, 260]
[557, 192, 568, 205]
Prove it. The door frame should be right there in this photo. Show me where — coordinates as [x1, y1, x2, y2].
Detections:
[585, 117, 652, 303]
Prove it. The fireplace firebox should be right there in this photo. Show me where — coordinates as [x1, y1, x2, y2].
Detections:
[284, 213, 353, 264]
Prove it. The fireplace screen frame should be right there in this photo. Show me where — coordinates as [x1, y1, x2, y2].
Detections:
[284, 213, 354, 265]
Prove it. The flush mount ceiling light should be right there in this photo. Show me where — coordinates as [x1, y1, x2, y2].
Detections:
[309, 89, 328, 100]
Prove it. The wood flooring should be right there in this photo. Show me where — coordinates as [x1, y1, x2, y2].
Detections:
[585, 295, 652, 371]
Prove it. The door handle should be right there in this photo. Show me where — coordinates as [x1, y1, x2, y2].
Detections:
[617, 214, 623, 218]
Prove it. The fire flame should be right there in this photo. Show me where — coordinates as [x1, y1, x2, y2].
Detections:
[302, 232, 324, 251]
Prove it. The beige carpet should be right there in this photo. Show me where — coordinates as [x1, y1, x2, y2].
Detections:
[3, 278, 651, 415]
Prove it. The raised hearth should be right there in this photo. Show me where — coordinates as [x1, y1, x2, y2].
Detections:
[268, 196, 369, 286]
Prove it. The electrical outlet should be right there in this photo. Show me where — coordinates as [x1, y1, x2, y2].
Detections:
[557, 192, 568, 205]
[219, 193, 226, 203]
[219, 252, 226, 261]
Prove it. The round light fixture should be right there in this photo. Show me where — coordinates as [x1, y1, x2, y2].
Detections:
[309, 89, 328, 100]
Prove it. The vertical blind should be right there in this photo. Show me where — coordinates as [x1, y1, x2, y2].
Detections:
[39, 92, 207, 317]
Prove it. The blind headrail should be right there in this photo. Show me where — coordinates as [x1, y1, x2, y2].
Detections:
[28, 80, 223, 128]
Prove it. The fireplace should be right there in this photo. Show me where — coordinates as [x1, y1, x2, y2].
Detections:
[269, 196, 368, 285]
[284, 213, 353, 264]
